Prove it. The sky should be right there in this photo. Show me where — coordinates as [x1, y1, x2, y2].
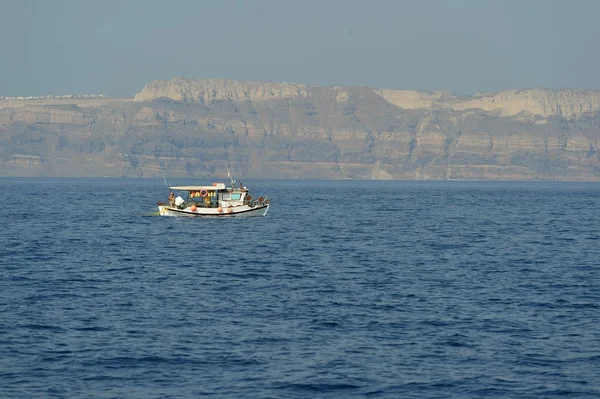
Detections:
[1, 0, 600, 98]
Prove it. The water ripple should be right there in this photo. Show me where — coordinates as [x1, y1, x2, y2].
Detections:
[1, 179, 599, 398]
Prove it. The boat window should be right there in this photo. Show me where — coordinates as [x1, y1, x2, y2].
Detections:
[222, 193, 241, 201]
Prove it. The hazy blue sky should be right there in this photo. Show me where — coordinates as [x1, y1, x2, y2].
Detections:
[2, 0, 599, 97]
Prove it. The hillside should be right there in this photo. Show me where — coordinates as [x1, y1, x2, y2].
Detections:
[1, 77, 600, 180]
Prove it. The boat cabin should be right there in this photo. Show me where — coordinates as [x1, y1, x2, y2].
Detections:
[169, 182, 251, 209]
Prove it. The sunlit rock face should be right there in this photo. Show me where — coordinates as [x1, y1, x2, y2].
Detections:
[1, 78, 600, 180]
[134, 77, 309, 103]
[446, 89, 600, 119]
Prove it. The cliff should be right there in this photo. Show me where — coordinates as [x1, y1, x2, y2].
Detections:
[448, 89, 600, 119]
[134, 77, 310, 103]
[1, 78, 600, 181]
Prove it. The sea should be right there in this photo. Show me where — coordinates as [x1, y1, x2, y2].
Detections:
[1, 178, 599, 398]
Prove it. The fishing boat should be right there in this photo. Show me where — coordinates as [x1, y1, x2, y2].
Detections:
[157, 180, 269, 218]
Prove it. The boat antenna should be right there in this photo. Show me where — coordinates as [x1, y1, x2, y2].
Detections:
[164, 177, 171, 191]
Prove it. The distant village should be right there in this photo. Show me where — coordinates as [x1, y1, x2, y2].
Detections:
[0, 94, 107, 100]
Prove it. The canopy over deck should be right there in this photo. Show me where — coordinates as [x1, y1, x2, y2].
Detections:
[170, 183, 227, 191]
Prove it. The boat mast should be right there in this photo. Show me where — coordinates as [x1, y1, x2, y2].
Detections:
[225, 163, 235, 188]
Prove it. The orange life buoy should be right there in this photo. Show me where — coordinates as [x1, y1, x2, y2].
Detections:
[228, 207, 233, 214]
[218, 207, 223, 213]
[246, 195, 252, 201]
[258, 196, 264, 203]
[200, 189, 208, 197]
[191, 205, 197, 211]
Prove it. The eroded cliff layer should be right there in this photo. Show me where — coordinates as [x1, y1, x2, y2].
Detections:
[1, 78, 599, 180]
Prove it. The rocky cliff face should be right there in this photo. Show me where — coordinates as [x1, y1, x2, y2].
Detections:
[375, 88, 600, 119]
[2, 78, 600, 181]
[9, 105, 96, 124]
[134, 77, 309, 103]
[374, 89, 456, 110]
[448, 88, 600, 119]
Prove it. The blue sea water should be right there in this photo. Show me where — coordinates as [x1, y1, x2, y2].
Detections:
[1, 178, 599, 398]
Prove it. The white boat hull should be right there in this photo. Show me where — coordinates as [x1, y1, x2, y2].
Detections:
[158, 204, 269, 218]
